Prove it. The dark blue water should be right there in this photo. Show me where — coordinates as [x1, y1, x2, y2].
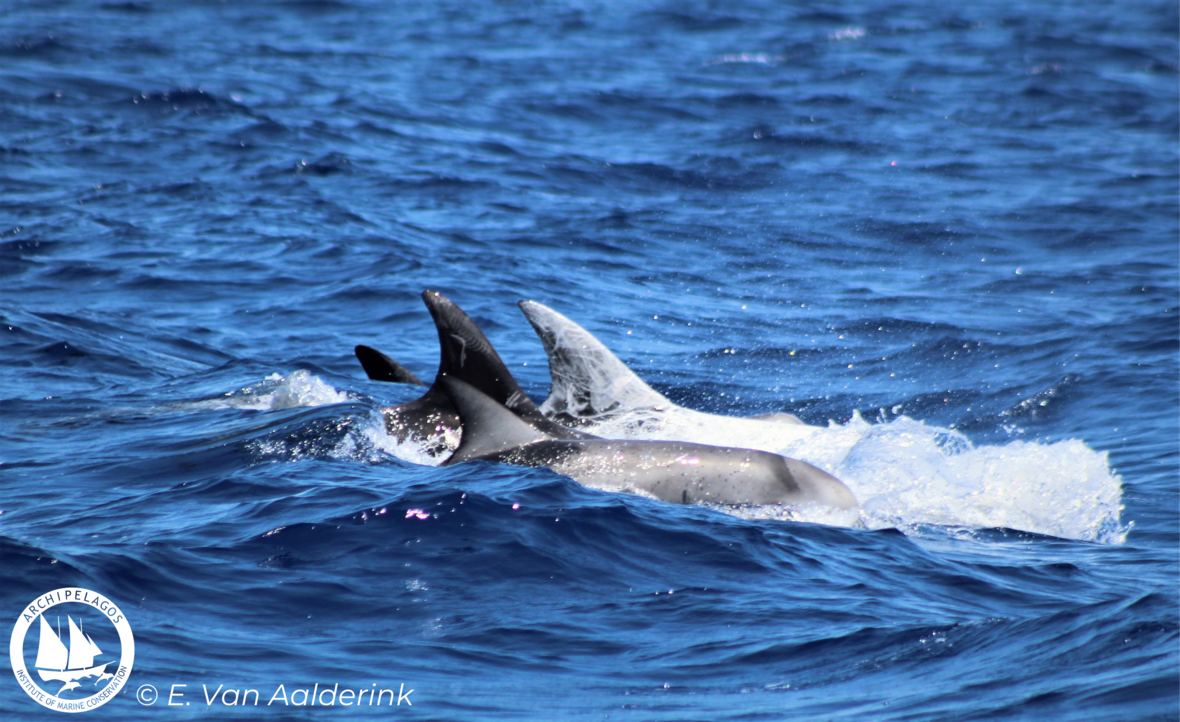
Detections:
[2, 0, 1177, 719]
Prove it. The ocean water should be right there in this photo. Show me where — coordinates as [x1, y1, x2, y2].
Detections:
[1, 0, 1177, 719]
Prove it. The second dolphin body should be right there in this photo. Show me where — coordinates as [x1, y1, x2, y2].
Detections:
[438, 376, 857, 509]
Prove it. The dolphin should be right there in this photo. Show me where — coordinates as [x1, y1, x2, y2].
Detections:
[515, 300, 821, 451]
[439, 376, 857, 509]
[356, 298, 824, 453]
[365, 290, 589, 455]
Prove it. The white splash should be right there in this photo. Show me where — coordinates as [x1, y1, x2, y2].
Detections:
[364, 420, 459, 467]
[830, 415, 1127, 544]
[199, 370, 353, 411]
[209, 371, 457, 466]
[205, 371, 397, 464]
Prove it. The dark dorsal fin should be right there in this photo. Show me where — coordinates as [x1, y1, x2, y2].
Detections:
[422, 290, 543, 420]
[439, 377, 553, 465]
[354, 345, 426, 386]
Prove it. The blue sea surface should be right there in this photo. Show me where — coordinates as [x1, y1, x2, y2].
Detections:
[1, 0, 1177, 719]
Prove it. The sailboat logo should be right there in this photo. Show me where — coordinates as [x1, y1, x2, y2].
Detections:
[34, 616, 113, 694]
[9, 587, 135, 713]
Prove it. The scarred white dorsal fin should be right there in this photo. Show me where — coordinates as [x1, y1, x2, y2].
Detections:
[439, 376, 554, 465]
[518, 300, 669, 418]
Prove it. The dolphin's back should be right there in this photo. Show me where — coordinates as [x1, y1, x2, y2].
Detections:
[493, 439, 856, 509]
[439, 376, 553, 464]
[438, 377, 858, 510]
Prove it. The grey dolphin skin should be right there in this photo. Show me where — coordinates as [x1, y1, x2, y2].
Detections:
[439, 376, 858, 509]
[367, 290, 588, 452]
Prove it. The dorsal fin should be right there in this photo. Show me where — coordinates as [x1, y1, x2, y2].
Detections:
[517, 300, 669, 418]
[422, 290, 542, 420]
[439, 377, 553, 465]
[354, 345, 426, 386]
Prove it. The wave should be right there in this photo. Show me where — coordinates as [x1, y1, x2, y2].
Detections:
[229, 372, 1127, 544]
